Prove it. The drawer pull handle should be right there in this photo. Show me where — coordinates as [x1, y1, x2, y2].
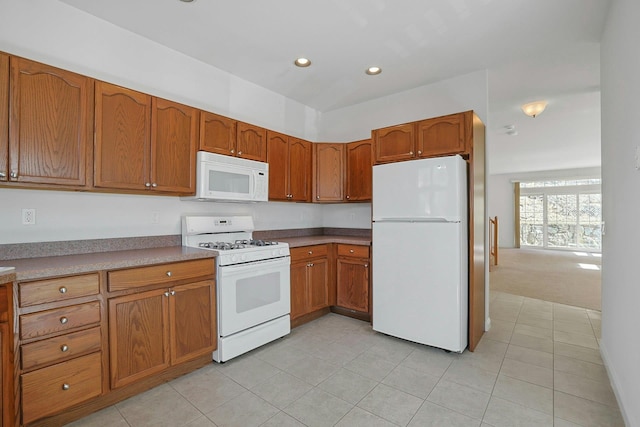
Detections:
[166, 271, 172, 277]
[59, 286, 67, 294]
[62, 384, 70, 391]
[61, 344, 69, 352]
[60, 317, 68, 324]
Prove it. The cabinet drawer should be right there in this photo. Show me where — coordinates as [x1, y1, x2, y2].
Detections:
[21, 352, 102, 424]
[20, 301, 101, 340]
[108, 258, 215, 291]
[337, 244, 370, 259]
[291, 245, 328, 261]
[22, 326, 101, 371]
[19, 273, 100, 307]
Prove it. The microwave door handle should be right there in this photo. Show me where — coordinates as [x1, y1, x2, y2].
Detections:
[253, 171, 258, 197]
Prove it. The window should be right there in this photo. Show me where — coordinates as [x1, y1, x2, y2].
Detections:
[518, 179, 602, 251]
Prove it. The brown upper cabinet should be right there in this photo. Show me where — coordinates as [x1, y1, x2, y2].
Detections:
[236, 122, 267, 162]
[372, 123, 416, 164]
[345, 139, 372, 201]
[267, 131, 311, 202]
[94, 81, 197, 195]
[373, 112, 471, 164]
[199, 113, 267, 162]
[417, 112, 467, 157]
[198, 111, 236, 155]
[3, 56, 94, 187]
[313, 143, 345, 202]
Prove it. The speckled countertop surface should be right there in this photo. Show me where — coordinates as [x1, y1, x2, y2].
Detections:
[0, 267, 16, 284]
[278, 235, 371, 248]
[3, 246, 215, 281]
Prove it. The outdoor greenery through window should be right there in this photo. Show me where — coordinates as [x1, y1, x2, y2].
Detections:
[519, 178, 602, 251]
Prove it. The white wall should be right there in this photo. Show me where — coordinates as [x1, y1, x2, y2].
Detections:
[488, 167, 601, 248]
[600, 0, 640, 425]
[318, 70, 488, 142]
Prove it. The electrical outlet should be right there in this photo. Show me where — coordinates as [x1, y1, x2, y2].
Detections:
[22, 208, 36, 225]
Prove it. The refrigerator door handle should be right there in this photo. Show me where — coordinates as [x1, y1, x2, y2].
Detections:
[374, 217, 459, 223]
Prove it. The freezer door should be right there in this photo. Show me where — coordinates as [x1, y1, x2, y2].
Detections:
[372, 221, 468, 352]
[372, 155, 467, 222]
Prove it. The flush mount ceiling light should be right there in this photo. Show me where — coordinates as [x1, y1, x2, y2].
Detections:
[366, 66, 382, 75]
[521, 101, 548, 118]
[294, 57, 311, 67]
[179, 0, 195, 2]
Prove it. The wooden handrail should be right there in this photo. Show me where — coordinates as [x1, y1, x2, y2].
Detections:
[489, 216, 498, 266]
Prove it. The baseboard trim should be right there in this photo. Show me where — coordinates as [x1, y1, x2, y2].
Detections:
[599, 341, 633, 426]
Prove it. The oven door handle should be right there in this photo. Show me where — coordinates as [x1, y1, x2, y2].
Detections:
[218, 256, 290, 273]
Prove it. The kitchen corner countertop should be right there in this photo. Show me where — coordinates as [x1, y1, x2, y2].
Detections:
[278, 235, 371, 248]
[4, 246, 215, 281]
[0, 267, 16, 284]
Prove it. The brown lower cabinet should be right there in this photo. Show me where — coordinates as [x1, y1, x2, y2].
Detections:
[335, 244, 370, 315]
[108, 277, 215, 389]
[1, 281, 13, 427]
[290, 245, 330, 320]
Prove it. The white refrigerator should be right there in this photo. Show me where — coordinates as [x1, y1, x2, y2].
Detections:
[372, 155, 468, 353]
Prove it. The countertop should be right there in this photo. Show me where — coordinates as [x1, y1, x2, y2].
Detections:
[2, 233, 371, 282]
[3, 246, 215, 281]
[278, 235, 371, 248]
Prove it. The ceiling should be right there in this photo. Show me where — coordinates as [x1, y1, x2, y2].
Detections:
[57, 0, 610, 175]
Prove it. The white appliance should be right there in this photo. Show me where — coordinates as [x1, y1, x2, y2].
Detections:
[183, 151, 269, 202]
[372, 155, 468, 353]
[181, 215, 290, 362]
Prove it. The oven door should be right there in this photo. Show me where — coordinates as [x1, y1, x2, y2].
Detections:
[217, 256, 290, 337]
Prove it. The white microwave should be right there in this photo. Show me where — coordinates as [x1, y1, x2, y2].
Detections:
[185, 151, 269, 202]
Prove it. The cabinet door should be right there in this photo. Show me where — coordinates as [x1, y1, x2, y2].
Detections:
[372, 123, 416, 164]
[199, 111, 236, 156]
[267, 131, 289, 201]
[417, 112, 467, 157]
[0, 322, 5, 426]
[0, 53, 8, 182]
[336, 258, 369, 313]
[151, 97, 198, 194]
[290, 261, 308, 320]
[95, 81, 151, 190]
[236, 122, 267, 162]
[308, 259, 329, 312]
[170, 281, 216, 365]
[9, 57, 93, 186]
[346, 139, 372, 201]
[289, 138, 311, 202]
[108, 289, 170, 388]
[313, 143, 344, 202]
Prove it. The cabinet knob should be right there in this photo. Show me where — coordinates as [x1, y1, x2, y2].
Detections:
[364, 264, 369, 268]
[170, 290, 176, 296]
[230, 149, 235, 154]
[59, 317, 68, 325]
[0, 171, 6, 178]
[309, 263, 314, 267]
[409, 151, 414, 156]
[417, 150, 422, 155]
[308, 251, 313, 254]
[59, 286, 67, 294]
[166, 271, 172, 277]
[145, 182, 151, 187]
[151, 183, 158, 188]
[62, 384, 70, 391]
[346, 195, 350, 199]
[238, 151, 242, 155]
[60, 344, 69, 352]
[349, 249, 354, 253]
[10, 170, 18, 179]
[316, 196, 320, 199]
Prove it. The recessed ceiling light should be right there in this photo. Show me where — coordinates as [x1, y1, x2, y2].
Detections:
[179, 0, 195, 2]
[294, 58, 311, 67]
[366, 66, 382, 75]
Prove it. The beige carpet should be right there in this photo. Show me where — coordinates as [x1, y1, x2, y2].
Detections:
[489, 248, 602, 311]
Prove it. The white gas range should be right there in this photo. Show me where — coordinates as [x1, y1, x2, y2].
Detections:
[181, 215, 291, 362]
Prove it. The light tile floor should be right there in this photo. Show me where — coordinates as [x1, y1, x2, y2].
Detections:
[68, 291, 624, 427]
